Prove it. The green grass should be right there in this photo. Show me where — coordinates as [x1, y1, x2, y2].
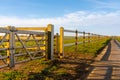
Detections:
[64, 37, 111, 57]
[0, 71, 25, 80]
[116, 37, 120, 42]
[0, 36, 111, 79]
[0, 59, 61, 80]
[0, 58, 49, 80]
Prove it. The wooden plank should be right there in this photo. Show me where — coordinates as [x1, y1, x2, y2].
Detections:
[16, 27, 47, 31]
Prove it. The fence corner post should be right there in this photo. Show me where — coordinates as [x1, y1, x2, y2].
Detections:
[47, 24, 54, 60]
[60, 27, 64, 58]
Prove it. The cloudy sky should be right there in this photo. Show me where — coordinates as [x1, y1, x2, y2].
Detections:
[0, 0, 120, 35]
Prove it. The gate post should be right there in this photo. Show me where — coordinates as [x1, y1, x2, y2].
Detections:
[6, 26, 15, 68]
[6, 26, 10, 66]
[60, 27, 64, 58]
[9, 26, 15, 68]
[47, 24, 54, 60]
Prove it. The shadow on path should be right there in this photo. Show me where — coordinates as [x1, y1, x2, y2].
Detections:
[86, 40, 120, 80]
[101, 42, 111, 61]
[114, 39, 120, 48]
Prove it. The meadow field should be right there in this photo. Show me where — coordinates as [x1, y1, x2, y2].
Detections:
[0, 35, 111, 80]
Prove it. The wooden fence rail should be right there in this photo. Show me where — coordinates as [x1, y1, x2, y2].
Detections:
[0, 24, 108, 68]
[59, 27, 107, 58]
[0, 24, 54, 68]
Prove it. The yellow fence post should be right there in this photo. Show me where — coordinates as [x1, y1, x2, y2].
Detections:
[46, 24, 54, 60]
[6, 26, 15, 68]
[43, 28, 47, 59]
[60, 27, 64, 58]
[6, 26, 10, 65]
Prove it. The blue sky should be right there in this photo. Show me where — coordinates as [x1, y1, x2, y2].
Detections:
[0, 0, 119, 18]
[0, 0, 120, 35]
[0, 0, 95, 17]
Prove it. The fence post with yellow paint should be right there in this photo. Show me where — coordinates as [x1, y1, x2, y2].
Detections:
[6, 26, 10, 66]
[60, 27, 64, 58]
[6, 26, 15, 68]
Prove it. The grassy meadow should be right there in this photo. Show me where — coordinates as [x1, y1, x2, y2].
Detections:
[0, 35, 111, 80]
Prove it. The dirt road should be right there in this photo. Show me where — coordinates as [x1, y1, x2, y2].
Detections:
[86, 40, 120, 80]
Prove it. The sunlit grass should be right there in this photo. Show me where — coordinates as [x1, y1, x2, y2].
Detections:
[0, 36, 111, 80]
[64, 37, 111, 57]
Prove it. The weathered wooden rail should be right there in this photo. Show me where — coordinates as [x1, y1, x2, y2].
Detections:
[0, 24, 54, 68]
[59, 27, 108, 58]
[0, 24, 109, 68]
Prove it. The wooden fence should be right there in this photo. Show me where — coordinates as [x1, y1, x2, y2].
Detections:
[59, 27, 107, 58]
[0, 24, 54, 68]
[0, 25, 108, 68]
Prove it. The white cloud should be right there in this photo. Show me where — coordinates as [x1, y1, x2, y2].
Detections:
[0, 11, 120, 35]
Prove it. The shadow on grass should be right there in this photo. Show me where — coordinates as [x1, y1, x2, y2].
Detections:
[27, 40, 111, 80]
[28, 58, 92, 80]
[28, 39, 111, 80]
